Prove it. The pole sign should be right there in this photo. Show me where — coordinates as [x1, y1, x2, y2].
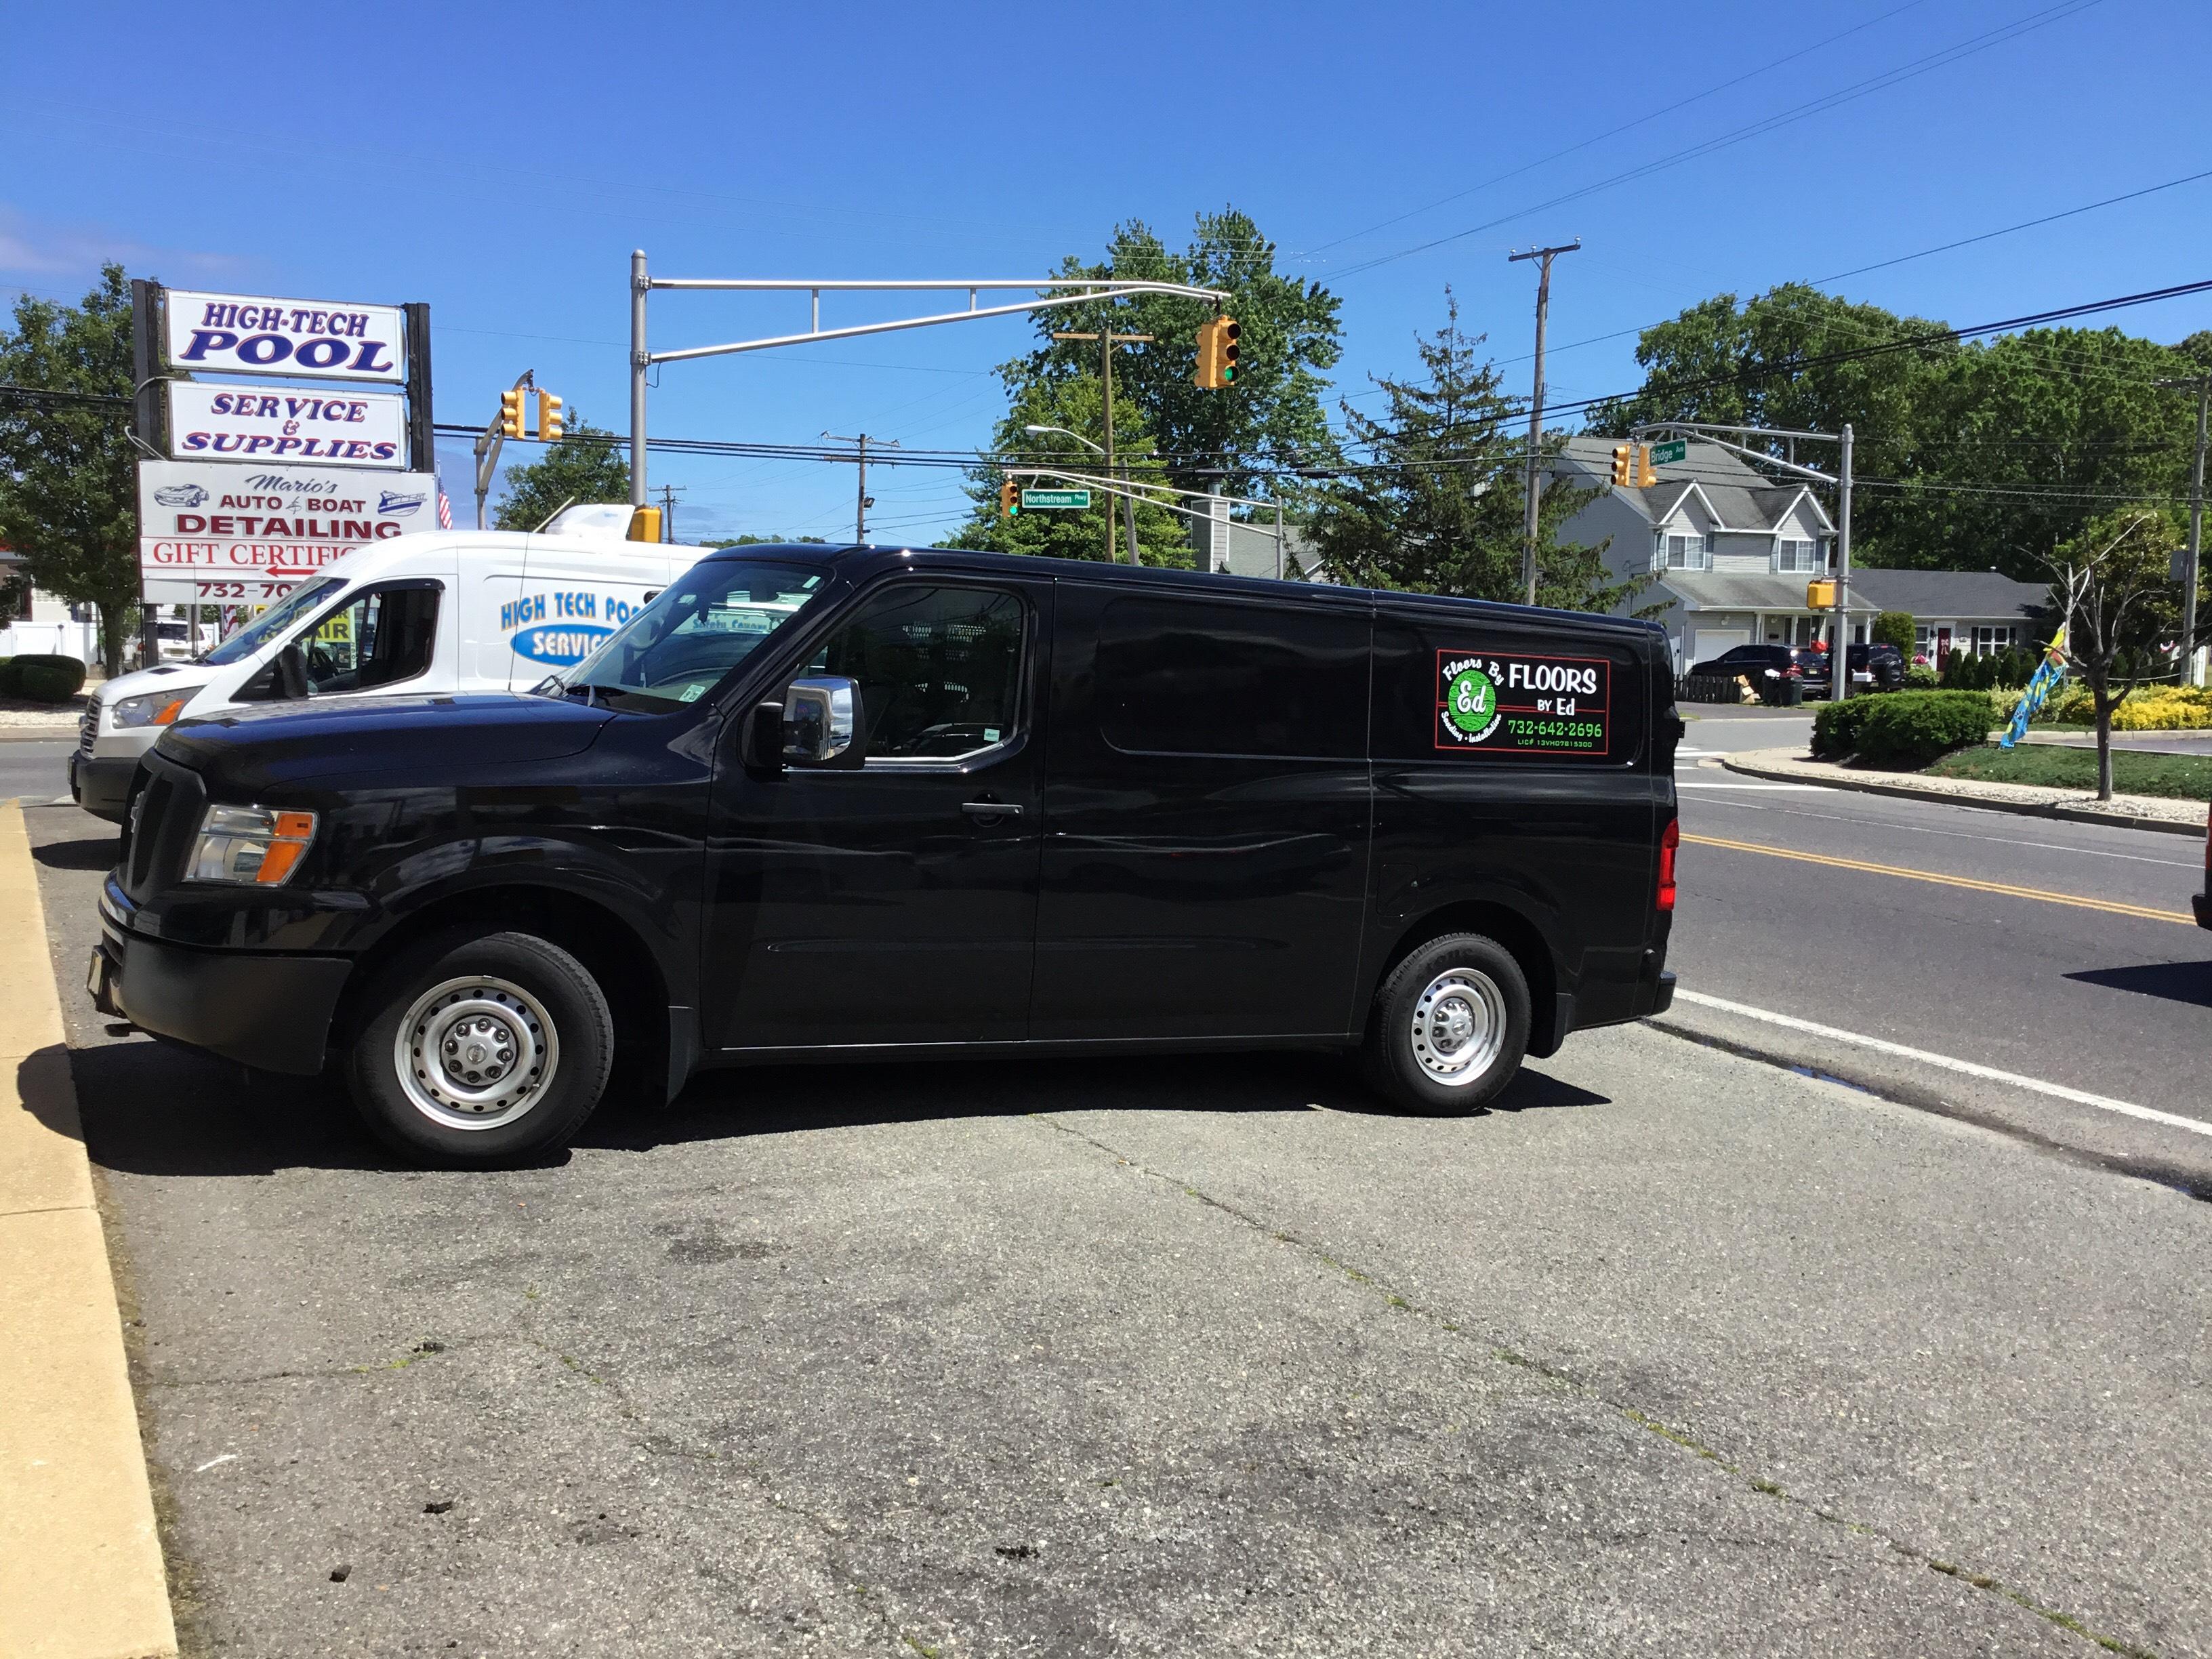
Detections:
[1021, 488, 1092, 510]
[1647, 438, 1687, 466]
[137, 459, 436, 604]
[164, 382, 407, 468]
[161, 289, 406, 383]
[1435, 648, 1612, 758]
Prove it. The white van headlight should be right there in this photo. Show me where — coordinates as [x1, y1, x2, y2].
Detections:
[187, 805, 319, 886]
[111, 691, 190, 729]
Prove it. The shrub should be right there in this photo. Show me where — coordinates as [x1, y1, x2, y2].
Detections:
[1814, 690, 1992, 768]
[2111, 686, 2212, 730]
[0, 657, 15, 696]
[12, 654, 86, 703]
[1872, 611, 1914, 653]
[1903, 663, 1939, 689]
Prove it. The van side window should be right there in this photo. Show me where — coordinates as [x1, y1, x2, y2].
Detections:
[807, 584, 1024, 761]
[1094, 595, 1367, 760]
[302, 583, 440, 696]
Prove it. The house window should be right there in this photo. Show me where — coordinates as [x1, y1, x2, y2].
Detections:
[1655, 532, 1709, 571]
[1776, 538, 1818, 573]
[1971, 625, 2016, 657]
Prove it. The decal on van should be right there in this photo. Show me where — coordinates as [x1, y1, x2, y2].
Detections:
[512, 623, 613, 665]
[1436, 649, 1610, 757]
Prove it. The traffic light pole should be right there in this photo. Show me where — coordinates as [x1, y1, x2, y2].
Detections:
[1509, 241, 1578, 607]
[2158, 374, 2209, 687]
[1831, 424, 1853, 705]
[621, 260, 1227, 517]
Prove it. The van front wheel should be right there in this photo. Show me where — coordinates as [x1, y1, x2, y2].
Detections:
[348, 930, 613, 1166]
[1364, 934, 1530, 1115]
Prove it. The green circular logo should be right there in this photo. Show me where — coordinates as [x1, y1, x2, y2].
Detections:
[1446, 666, 1500, 741]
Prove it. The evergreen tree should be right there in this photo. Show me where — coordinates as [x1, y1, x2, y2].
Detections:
[1311, 293, 1637, 611]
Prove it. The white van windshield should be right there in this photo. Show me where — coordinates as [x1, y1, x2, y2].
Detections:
[200, 577, 345, 666]
[555, 559, 828, 712]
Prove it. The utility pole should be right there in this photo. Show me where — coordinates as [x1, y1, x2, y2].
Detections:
[657, 483, 686, 545]
[1054, 328, 1153, 565]
[1830, 423, 1853, 705]
[2157, 375, 2209, 687]
[1509, 240, 1579, 607]
[823, 433, 899, 542]
[629, 249, 649, 509]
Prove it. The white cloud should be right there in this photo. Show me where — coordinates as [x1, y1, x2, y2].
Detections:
[0, 205, 245, 281]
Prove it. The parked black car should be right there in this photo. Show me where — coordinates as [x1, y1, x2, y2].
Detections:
[1794, 642, 1906, 695]
[90, 544, 1680, 1165]
[1687, 642, 1799, 683]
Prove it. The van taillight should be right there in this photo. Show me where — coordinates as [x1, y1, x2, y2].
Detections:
[1658, 818, 1679, 912]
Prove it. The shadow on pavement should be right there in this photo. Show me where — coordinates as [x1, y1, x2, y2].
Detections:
[33, 836, 118, 872]
[2066, 960, 2212, 1010]
[75, 1034, 1613, 1177]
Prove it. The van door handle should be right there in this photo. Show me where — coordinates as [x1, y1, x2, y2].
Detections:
[962, 800, 1021, 819]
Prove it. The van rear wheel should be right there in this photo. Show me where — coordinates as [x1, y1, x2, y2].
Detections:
[348, 930, 613, 1166]
[1363, 933, 1530, 1116]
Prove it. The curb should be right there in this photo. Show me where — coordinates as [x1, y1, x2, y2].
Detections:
[1717, 750, 2209, 840]
[0, 802, 177, 1658]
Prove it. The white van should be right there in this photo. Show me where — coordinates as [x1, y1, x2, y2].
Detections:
[72, 509, 700, 822]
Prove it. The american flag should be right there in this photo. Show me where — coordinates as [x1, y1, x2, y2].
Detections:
[436, 488, 454, 529]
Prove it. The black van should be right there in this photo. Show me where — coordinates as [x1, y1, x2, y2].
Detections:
[90, 544, 1679, 1165]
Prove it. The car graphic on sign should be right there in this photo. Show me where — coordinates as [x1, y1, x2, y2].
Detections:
[153, 483, 209, 508]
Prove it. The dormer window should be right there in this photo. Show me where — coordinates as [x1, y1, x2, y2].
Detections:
[1777, 537, 1819, 573]
[1652, 531, 1710, 571]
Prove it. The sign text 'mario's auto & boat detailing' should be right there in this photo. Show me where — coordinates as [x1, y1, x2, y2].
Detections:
[161, 290, 407, 384]
[164, 382, 407, 468]
[1435, 647, 1612, 757]
[137, 459, 435, 603]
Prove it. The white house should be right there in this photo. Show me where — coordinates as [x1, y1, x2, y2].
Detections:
[0, 548, 102, 665]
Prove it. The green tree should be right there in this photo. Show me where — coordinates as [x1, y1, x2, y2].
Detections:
[1311, 293, 1635, 611]
[0, 264, 140, 675]
[1887, 329, 2203, 579]
[1871, 611, 1914, 653]
[950, 372, 1194, 567]
[2047, 509, 2188, 800]
[493, 419, 630, 531]
[992, 210, 1343, 503]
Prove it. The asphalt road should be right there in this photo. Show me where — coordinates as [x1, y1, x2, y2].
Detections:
[22, 796, 2212, 1658]
[0, 736, 72, 807]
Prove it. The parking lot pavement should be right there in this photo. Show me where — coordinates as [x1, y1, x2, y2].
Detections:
[26, 799, 2212, 1658]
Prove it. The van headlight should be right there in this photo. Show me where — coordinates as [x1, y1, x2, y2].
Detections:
[110, 691, 190, 729]
[186, 804, 319, 886]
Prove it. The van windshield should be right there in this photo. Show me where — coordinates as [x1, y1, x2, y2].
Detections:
[554, 559, 829, 712]
[200, 577, 346, 666]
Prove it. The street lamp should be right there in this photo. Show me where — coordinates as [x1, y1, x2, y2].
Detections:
[1023, 423, 1102, 454]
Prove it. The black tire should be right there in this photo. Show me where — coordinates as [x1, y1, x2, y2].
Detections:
[347, 929, 613, 1166]
[1361, 933, 1532, 1116]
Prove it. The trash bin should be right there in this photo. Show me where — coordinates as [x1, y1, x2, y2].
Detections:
[1762, 676, 1805, 708]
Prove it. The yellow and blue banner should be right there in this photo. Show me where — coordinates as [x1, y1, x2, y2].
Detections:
[1999, 624, 2069, 749]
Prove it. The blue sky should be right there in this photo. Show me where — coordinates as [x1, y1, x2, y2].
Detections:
[3, 0, 2208, 544]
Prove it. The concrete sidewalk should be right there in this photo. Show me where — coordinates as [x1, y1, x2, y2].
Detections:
[0, 802, 175, 1659]
[1719, 745, 2209, 837]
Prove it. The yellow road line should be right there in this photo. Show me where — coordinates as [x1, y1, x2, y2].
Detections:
[1681, 832, 2196, 926]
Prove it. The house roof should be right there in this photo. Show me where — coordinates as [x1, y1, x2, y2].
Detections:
[1657, 572, 1879, 613]
[1553, 437, 1834, 535]
[1847, 568, 2049, 623]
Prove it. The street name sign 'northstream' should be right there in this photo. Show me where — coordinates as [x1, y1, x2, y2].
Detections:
[1021, 488, 1091, 510]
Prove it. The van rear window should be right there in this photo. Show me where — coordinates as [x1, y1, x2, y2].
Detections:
[1094, 595, 1367, 760]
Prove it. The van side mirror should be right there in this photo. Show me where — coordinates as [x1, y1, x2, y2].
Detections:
[274, 644, 310, 700]
[782, 676, 863, 769]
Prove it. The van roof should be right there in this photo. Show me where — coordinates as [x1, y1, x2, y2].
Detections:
[695, 541, 1664, 639]
[308, 527, 674, 583]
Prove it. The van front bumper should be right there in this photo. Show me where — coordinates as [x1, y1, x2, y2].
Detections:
[2195, 891, 2210, 931]
[92, 880, 350, 1075]
[69, 752, 138, 823]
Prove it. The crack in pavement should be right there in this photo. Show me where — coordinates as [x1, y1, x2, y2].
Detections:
[1031, 1111, 2167, 1659]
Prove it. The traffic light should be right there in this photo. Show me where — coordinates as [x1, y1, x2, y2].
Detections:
[538, 392, 563, 442]
[499, 388, 525, 440]
[1612, 444, 1634, 487]
[1636, 444, 1656, 487]
[999, 478, 1020, 519]
[1195, 315, 1241, 389]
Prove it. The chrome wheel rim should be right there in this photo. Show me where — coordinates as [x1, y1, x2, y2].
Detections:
[394, 976, 560, 1131]
[1409, 967, 1507, 1086]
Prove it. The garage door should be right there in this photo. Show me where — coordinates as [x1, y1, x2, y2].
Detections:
[1689, 628, 1749, 666]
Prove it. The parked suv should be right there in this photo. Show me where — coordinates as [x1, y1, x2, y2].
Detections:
[1687, 643, 1797, 683]
[90, 544, 1680, 1165]
[1794, 642, 1905, 695]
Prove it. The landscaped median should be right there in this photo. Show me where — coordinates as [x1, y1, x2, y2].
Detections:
[0, 802, 176, 1659]
[1718, 744, 2209, 835]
